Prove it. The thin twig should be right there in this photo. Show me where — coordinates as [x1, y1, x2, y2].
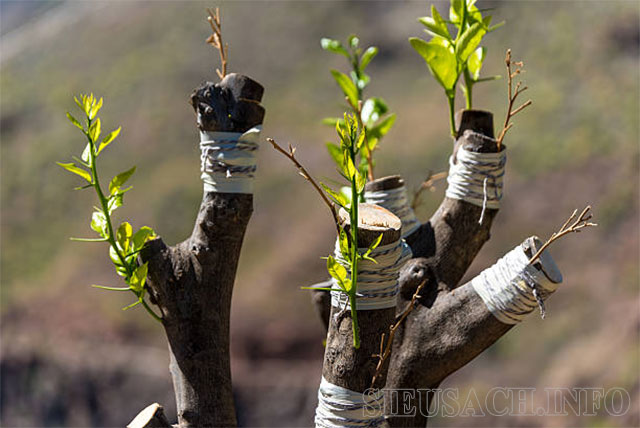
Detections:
[496, 49, 532, 150]
[411, 170, 448, 210]
[267, 138, 341, 236]
[529, 205, 597, 264]
[205, 7, 228, 80]
[370, 279, 427, 389]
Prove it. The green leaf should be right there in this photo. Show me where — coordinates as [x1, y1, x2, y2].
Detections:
[89, 97, 103, 120]
[129, 262, 148, 292]
[81, 143, 92, 163]
[330, 70, 358, 108]
[410, 38, 459, 91]
[345, 155, 357, 179]
[361, 97, 389, 126]
[450, 0, 464, 24]
[92, 284, 131, 292]
[419, 6, 451, 40]
[88, 117, 101, 142]
[326, 142, 344, 168]
[338, 227, 350, 260]
[348, 34, 359, 49]
[368, 113, 396, 140]
[66, 112, 84, 131]
[360, 46, 378, 70]
[355, 128, 366, 151]
[107, 193, 124, 215]
[57, 162, 92, 183]
[322, 117, 343, 127]
[488, 20, 505, 32]
[321, 182, 349, 208]
[97, 127, 121, 155]
[117, 222, 133, 253]
[132, 226, 156, 251]
[456, 22, 486, 63]
[355, 171, 366, 193]
[467, 47, 486, 80]
[74, 96, 85, 114]
[91, 211, 108, 237]
[109, 165, 136, 195]
[321, 38, 349, 57]
[327, 255, 348, 287]
[362, 233, 383, 261]
[122, 299, 142, 311]
[476, 75, 501, 83]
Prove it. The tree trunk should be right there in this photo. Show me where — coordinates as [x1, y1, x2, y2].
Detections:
[139, 73, 264, 427]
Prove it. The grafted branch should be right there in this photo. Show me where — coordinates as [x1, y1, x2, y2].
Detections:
[496, 49, 532, 149]
[137, 73, 264, 428]
[206, 7, 228, 80]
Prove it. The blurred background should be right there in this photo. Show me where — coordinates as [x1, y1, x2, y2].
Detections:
[1, 1, 638, 427]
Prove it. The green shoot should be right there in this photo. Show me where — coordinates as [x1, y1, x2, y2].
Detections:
[268, 113, 382, 349]
[58, 94, 160, 321]
[321, 35, 396, 181]
[410, 0, 503, 136]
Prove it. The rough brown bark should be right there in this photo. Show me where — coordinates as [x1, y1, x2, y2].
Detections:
[139, 73, 264, 428]
[322, 204, 402, 392]
[385, 110, 509, 427]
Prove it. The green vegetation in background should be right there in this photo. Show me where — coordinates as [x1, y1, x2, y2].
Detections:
[410, 0, 502, 135]
[321, 35, 396, 181]
[57, 94, 160, 321]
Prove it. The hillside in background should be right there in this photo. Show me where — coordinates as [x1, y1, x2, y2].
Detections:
[1, 1, 638, 427]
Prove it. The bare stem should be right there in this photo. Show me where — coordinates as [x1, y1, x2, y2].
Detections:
[529, 205, 597, 264]
[496, 49, 532, 150]
[267, 138, 341, 236]
[411, 170, 448, 210]
[370, 279, 427, 389]
[206, 7, 228, 80]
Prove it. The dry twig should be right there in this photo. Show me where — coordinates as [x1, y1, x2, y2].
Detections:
[411, 170, 448, 210]
[529, 205, 597, 264]
[496, 49, 532, 150]
[370, 279, 427, 389]
[267, 138, 341, 236]
[206, 7, 228, 80]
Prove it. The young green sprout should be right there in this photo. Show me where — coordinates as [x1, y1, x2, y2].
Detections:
[58, 94, 160, 321]
[321, 35, 396, 181]
[410, 0, 503, 136]
[269, 113, 382, 348]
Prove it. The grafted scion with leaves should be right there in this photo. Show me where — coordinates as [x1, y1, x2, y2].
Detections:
[271, 113, 382, 349]
[58, 94, 159, 320]
[322, 35, 396, 180]
[410, 0, 503, 135]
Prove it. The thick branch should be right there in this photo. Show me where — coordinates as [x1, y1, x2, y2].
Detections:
[386, 237, 559, 427]
[404, 109, 501, 294]
[140, 73, 264, 427]
[322, 204, 402, 392]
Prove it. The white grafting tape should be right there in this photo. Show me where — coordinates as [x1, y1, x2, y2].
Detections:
[471, 241, 563, 325]
[364, 185, 420, 239]
[315, 377, 388, 428]
[445, 142, 506, 223]
[199, 125, 262, 194]
[330, 239, 410, 311]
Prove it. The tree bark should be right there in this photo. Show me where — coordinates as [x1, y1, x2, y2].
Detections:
[139, 73, 264, 427]
[384, 110, 506, 427]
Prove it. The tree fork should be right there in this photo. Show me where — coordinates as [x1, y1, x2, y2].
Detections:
[135, 73, 265, 428]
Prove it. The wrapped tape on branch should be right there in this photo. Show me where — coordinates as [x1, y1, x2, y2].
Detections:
[365, 184, 420, 239]
[472, 238, 563, 324]
[445, 136, 506, 223]
[331, 239, 410, 311]
[315, 377, 388, 428]
[199, 125, 261, 194]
